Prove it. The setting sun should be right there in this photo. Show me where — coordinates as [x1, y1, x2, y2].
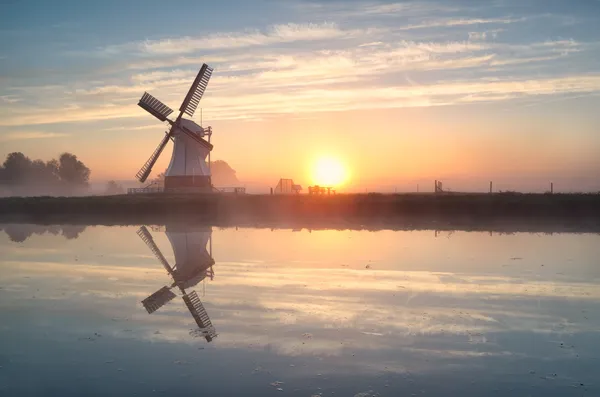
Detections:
[311, 157, 348, 187]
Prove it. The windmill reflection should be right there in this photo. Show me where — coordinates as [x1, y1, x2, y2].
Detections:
[137, 225, 217, 342]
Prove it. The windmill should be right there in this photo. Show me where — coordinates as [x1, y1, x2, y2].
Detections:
[135, 63, 214, 192]
[137, 225, 217, 342]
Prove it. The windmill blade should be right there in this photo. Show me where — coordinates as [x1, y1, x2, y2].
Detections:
[142, 286, 177, 314]
[139, 92, 174, 122]
[179, 64, 213, 118]
[136, 226, 173, 274]
[135, 131, 171, 183]
[183, 290, 218, 342]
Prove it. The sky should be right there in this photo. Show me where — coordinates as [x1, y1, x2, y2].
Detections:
[1, 0, 600, 193]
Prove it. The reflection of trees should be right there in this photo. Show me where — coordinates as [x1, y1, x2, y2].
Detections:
[0, 224, 87, 242]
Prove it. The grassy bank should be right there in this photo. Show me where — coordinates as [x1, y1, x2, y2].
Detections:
[1, 192, 599, 233]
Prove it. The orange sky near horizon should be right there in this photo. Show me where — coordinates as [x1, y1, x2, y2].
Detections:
[4, 102, 598, 193]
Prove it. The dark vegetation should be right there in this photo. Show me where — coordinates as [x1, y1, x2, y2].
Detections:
[105, 180, 125, 195]
[0, 152, 90, 196]
[1, 192, 599, 233]
[0, 151, 240, 196]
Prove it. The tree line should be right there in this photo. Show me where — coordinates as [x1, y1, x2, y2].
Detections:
[0, 151, 241, 196]
[0, 152, 90, 196]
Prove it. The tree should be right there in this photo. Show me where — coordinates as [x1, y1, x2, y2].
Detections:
[46, 159, 60, 180]
[151, 171, 166, 187]
[211, 160, 240, 186]
[105, 180, 125, 195]
[0, 152, 92, 196]
[58, 153, 90, 186]
[2, 152, 32, 184]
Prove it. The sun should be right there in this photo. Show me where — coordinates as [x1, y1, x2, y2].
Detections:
[311, 157, 348, 187]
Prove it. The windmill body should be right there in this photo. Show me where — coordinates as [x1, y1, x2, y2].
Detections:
[135, 63, 215, 192]
[165, 119, 212, 189]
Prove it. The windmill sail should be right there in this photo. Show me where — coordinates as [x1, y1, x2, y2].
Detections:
[142, 286, 177, 314]
[183, 290, 217, 342]
[136, 226, 173, 273]
[179, 64, 213, 117]
[138, 92, 174, 121]
[135, 132, 172, 183]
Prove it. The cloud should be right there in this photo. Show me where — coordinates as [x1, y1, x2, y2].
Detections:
[0, 131, 70, 141]
[102, 22, 369, 56]
[469, 32, 487, 41]
[2, 58, 599, 126]
[0, 95, 22, 104]
[102, 124, 162, 132]
[0, 104, 143, 126]
[398, 17, 524, 31]
[1, 0, 597, 129]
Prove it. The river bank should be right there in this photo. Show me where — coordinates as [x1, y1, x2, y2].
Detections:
[1, 192, 599, 233]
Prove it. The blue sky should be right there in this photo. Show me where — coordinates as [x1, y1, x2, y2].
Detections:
[1, 0, 600, 191]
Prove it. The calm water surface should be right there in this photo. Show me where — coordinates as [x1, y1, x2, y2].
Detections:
[0, 224, 598, 396]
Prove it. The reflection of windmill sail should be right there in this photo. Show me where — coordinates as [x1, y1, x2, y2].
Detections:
[183, 291, 217, 342]
[138, 226, 217, 342]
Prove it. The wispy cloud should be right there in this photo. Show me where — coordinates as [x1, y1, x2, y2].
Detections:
[0, 131, 70, 141]
[397, 17, 525, 31]
[102, 124, 161, 132]
[1, 95, 22, 104]
[102, 22, 370, 56]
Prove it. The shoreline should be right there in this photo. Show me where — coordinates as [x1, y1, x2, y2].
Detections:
[1, 193, 599, 233]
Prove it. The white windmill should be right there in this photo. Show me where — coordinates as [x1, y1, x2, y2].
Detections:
[135, 63, 214, 192]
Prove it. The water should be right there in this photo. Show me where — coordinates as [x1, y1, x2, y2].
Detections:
[0, 224, 598, 396]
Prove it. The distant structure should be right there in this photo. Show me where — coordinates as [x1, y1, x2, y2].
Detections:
[137, 225, 217, 342]
[273, 178, 302, 194]
[134, 63, 215, 193]
[308, 185, 335, 195]
[434, 180, 444, 193]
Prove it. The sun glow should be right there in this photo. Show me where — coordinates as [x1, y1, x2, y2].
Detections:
[311, 157, 348, 187]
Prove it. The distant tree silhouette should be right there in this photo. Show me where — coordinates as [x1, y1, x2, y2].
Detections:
[0, 152, 91, 196]
[58, 153, 90, 186]
[210, 160, 240, 186]
[2, 152, 34, 184]
[151, 171, 166, 186]
[105, 180, 125, 195]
